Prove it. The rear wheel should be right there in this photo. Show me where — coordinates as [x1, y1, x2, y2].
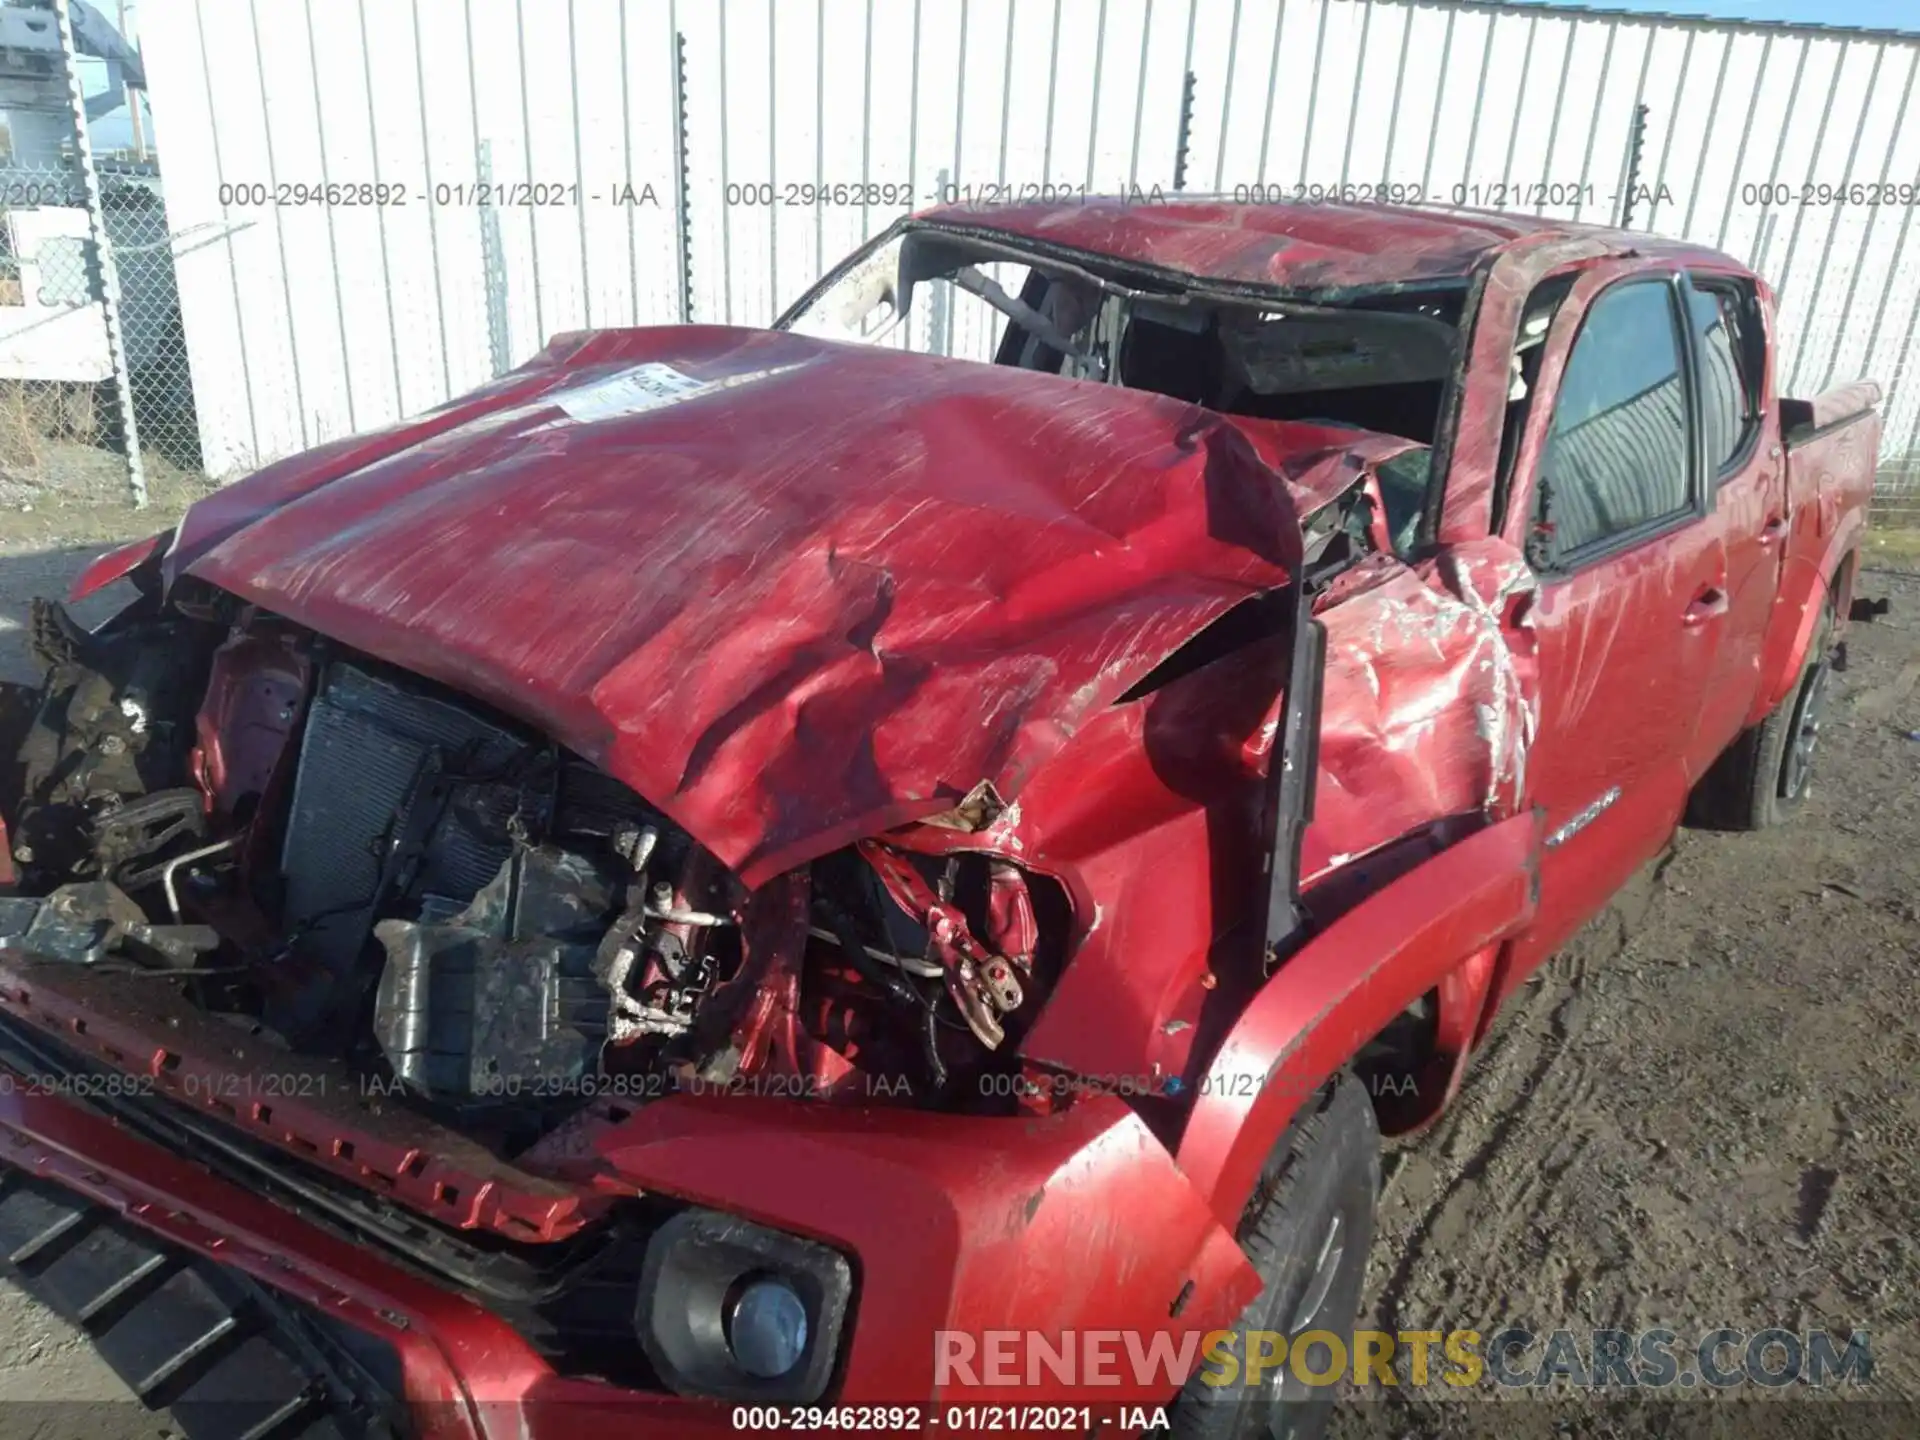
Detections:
[1688, 604, 1837, 831]
[1777, 644, 1834, 807]
[1165, 1075, 1380, 1440]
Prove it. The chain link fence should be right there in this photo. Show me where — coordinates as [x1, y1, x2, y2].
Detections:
[1880, 467, 1920, 529]
[0, 158, 112, 491]
[97, 158, 197, 474]
[0, 157, 197, 500]
[0, 0, 188, 509]
[0, 163, 196, 460]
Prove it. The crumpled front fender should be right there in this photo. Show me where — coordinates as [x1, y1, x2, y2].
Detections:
[1177, 811, 1541, 1228]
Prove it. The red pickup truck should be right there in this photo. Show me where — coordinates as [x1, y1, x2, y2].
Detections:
[0, 200, 1879, 1440]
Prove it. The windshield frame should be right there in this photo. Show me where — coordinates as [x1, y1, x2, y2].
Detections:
[777, 214, 1479, 556]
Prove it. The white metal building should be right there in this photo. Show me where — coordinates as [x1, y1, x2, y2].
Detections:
[139, 0, 1920, 507]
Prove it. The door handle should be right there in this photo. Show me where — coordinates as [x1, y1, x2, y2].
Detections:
[1758, 513, 1788, 547]
[1682, 585, 1729, 627]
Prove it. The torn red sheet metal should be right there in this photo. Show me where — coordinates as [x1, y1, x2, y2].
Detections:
[918, 200, 1539, 292]
[1303, 538, 1540, 881]
[169, 327, 1335, 889]
[191, 622, 311, 821]
[914, 201, 1747, 302]
[867, 535, 1540, 1086]
[857, 838, 1030, 1048]
[67, 529, 166, 602]
[1231, 419, 1424, 516]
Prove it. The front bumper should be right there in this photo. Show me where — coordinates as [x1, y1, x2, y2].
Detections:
[0, 1167, 403, 1438]
[0, 1079, 754, 1440]
[0, 1049, 1260, 1439]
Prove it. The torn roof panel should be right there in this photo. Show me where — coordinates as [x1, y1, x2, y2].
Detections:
[914, 200, 1734, 295]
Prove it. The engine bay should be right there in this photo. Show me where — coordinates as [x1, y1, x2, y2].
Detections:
[0, 577, 1072, 1166]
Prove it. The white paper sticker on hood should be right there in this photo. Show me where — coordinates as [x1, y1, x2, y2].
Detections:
[552, 362, 714, 421]
[549, 359, 811, 423]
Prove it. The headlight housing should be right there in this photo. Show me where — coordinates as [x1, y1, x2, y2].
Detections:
[636, 1209, 854, 1402]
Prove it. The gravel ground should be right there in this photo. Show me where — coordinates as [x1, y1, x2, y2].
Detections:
[0, 460, 1914, 1438]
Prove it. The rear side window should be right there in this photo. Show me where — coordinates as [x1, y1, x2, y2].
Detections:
[1686, 278, 1761, 473]
[1539, 280, 1692, 561]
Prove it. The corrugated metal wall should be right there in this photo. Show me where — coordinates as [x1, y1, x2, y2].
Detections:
[141, 0, 1920, 521]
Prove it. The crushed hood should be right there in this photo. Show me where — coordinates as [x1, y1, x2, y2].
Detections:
[174, 326, 1328, 886]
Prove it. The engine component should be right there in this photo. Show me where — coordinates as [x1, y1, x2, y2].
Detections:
[14, 600, 216, 884]
[89, 788, 207, 884]
[190, 622, 312, 822]
[594, 829, 738, 1046]
[0, 882, 146, 964]
[855, 840, 1031, 1048]
[371, 846, 618, 1102]
[0, 881, 219, 968]
[601, 911, 720, 1044]
[275, 660, 664, 1043]
[279, 662, 529, 996]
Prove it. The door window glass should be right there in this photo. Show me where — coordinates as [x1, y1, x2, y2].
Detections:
[1687, 281, 1760, 472]
[1540, 281, 1692, 559]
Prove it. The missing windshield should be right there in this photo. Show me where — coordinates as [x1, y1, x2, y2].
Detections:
[780, 222, 1462, 453]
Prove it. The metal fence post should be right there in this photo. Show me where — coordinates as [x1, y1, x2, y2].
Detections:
[672, 28, 694, 323]
[1617, 103, 1650, 228]
[1173, 70, 1196, 192]
[477, 142, 511, 379]
[930, 168, 951, 355]
[54, 0, 145, 506]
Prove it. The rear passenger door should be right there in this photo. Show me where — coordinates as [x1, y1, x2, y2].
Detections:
[1500, 272, 1728, 990]
[1683, 274, 1780, 767]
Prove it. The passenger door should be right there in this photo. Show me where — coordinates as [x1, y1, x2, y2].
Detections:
[1499, 273, 1728, 991]
[1683, 274, 1780, 769]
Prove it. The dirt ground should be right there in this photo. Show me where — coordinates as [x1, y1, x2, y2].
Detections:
[1343, 557, 1920, 1438]
[0, 456, 1915, 1438]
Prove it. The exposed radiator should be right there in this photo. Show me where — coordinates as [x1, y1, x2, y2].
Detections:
[280, 661, 526, 995]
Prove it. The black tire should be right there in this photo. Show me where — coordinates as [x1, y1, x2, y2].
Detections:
[1688, 604, 1837, 832]
[1165, 1075, 1381, 1440]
